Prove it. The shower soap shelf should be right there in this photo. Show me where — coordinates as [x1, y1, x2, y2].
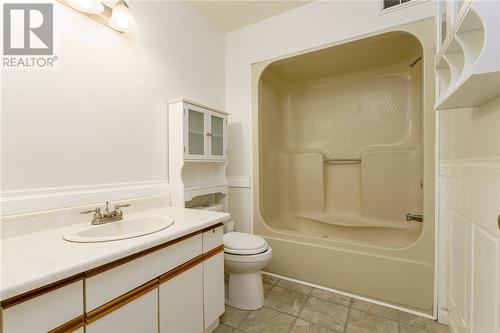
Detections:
[435, 0, 500, 110]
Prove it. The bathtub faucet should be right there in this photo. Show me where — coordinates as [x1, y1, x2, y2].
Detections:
[406, 213, 423, 223]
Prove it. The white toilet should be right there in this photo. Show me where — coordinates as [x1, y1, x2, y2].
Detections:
[193, 203, 272, 310]
[223, 231, 272, 310]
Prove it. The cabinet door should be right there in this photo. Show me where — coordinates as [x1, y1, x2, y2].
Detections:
[2, 280, 83, 333]
[203, 252, 225, 329]
[86, 288, 158, 333]
[159, 264, 204, 333]
[186, 106, 206, 159]
[208, 112, 226, 159]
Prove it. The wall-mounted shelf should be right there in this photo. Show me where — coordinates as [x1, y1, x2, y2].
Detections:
[435, 1, 500, 110]
[168, 99, 229, 208]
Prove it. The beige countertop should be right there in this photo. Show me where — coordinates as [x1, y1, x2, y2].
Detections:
[0, 207, 230, 301]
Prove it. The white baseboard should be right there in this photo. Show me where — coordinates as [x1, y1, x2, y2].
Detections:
[437, 307, 449, 325]
[1, 181, 170, 216]
[227, 176, 251, 188]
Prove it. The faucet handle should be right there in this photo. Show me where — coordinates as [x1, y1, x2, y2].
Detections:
[81, 207, 101, 215]
[115, 203, 131, 209]
[114, 203, 131, 217]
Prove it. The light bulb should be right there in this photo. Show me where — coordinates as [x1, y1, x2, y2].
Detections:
[108, 3, 138, 32]
[69, 0, 104, 14]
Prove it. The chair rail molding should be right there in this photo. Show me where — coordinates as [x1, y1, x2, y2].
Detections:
[1, 181, 170, 216]
[227, 176, 251, 188]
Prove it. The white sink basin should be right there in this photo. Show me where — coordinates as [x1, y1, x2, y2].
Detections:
[63, 216, 175, 243]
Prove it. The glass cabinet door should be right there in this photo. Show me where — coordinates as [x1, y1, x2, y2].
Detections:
[210, 114, 224, 157]
[188, 109, 205, 156]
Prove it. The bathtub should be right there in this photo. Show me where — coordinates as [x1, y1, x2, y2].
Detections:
[251, 19, 436, 315]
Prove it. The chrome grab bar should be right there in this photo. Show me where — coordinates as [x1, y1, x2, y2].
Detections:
[323, 158, 361, 165]
[406, 213, 423, 223]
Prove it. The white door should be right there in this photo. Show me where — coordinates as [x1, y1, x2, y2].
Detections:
[159, 263, 204, 333]
[86, 288, 158, 333]
[442, 166, 500, 333]
[203, 252, 225, 329]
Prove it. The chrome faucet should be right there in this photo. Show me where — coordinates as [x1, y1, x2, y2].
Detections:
[81, 202, 131, 225]
[406, 213, 423, 223]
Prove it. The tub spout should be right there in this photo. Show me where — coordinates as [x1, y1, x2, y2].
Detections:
[406, 213, 423, 223]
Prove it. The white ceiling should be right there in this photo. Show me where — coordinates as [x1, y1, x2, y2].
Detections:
[188, 1, 314, 32]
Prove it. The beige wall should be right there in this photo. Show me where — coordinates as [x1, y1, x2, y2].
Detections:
[440, 97, 500, 161]
[1, 1, 224, 192]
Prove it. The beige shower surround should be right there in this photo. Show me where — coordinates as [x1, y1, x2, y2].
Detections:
[252, 19, 436, 314]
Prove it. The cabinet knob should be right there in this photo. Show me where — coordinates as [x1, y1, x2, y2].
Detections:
[206, 133, 212, 137]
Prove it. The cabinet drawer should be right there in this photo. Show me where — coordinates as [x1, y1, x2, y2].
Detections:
[86, 286, 158, 333]
[86, 234, 202, 311]
[2, 280, 83, 333]
[203, 225, 223, 253]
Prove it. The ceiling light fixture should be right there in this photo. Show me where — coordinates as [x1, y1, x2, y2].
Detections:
[68, 0, 104, 15]
[58, 0, 138, 33]
[108, 0, 138, 32]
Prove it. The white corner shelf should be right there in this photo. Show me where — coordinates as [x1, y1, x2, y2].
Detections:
[435, 0, 500, 110]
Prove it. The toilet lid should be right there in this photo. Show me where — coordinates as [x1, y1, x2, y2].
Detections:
[223, 232, 268, 255]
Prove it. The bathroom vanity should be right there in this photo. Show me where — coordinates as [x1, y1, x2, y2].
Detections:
[0, 207, 228, 333]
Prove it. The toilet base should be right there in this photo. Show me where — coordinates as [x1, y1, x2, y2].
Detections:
[226, 271, 265, 310]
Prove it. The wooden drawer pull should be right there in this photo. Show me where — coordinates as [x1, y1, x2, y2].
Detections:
[48, 315, 84, 333]
[85, 279, 158, 325]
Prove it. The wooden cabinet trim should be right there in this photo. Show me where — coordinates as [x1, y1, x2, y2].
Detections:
[47, 314, 85, 333]
[201, 222, 224, 233]
[0, 273, 84, 309]
[85, 279, 158, 325]
[85, 231, 202, 278]
[203, 244, 224, 261]
[159, 254, 205, 284]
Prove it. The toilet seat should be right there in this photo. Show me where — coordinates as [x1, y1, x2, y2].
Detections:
[223, 232, 268, 255]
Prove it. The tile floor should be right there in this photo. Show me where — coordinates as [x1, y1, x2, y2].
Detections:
[216, 275, 449, 333]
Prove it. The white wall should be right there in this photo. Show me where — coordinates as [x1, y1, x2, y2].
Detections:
[439, 97, 500, 332]
[1, 2, 224, 195]
[224, 0, 435, 232]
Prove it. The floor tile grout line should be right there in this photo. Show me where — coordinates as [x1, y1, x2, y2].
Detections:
[287, 293, 311, 333]
[226, 277, 447, 333]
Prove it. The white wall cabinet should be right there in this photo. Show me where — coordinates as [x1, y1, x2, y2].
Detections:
[168, 99, 229, 207]
[182, 101, 228, 161]
[159, 263, 204, 333]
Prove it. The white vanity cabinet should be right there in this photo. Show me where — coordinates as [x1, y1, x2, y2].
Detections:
[0, 223, 226, 333]
[169, 99, 228, 161]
